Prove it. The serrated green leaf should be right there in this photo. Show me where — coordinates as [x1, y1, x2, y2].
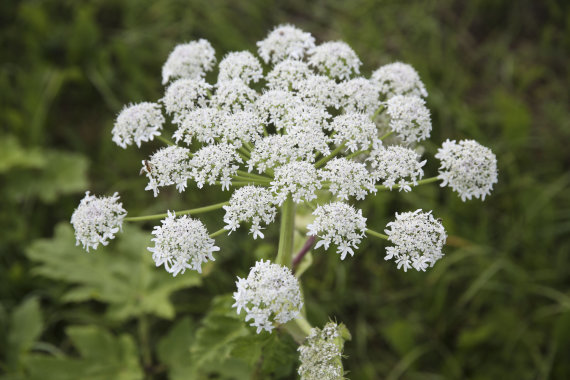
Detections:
[26, 223, 202, 321]
[24, 325, 143, 380]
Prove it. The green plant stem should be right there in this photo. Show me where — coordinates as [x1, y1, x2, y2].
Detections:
[156, 135, 175, 146]
[275, 197, 296, 268]
[366, 229, 389, 240]
[345, 149, 369, 159]
[232, 176, 271, 184]
[236, 170, 271, 181]
[209, 228, 226, 238]
[375, 176, 441, 191]
[371, 105, 385, 120]
[380, 130, 393, 140]
[315, 142, 347, 168]
[124, 201, 229, 222]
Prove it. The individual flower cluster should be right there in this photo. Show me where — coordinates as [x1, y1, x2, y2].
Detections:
[223, 186, 277, 239]
[162, 79, 212, 123]
[435, 139, 498, 201]
[218, 51, 263, 84]
[298, 322, 345, 380]
[328, 113, 379, 153]
[308, 41, 361, 80]
[271, 161, 322, 205]
[338, 78, 381, 116]
[371, 61, 428, 98]
[232, 260, 303, 333]
[112, 102, 165, 148]
[190, 144, 242, 191]
[266, 59, 312, 90]
[70, 192, 127, 251]
[384, 209, 446, 272]
[368, 145, 426, 191]
[307, 202, 367, 260]
[320, 158, 376, 200]
[257, 24, 316, 64]
[142, 146, 192, 197]
[173, 107, 222, 145]
[386, 95, 432, 144]
[162, 39, 216, 84]
[148, 212, 219, 276]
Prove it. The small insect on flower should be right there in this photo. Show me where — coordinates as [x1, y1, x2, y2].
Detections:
[140, 160, 153, 175]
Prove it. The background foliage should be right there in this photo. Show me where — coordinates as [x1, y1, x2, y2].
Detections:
[1, 0, 569, 379]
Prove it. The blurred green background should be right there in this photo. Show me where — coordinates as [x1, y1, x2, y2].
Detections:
[1, 0, 569, 379]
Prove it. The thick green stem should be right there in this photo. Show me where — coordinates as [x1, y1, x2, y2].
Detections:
[315, 142, 347, 168]
[124, 201, 228, 222]
[237, 170, 271, 181]
[375, 176, 441, 191]
[275, 197, 296, 268]
[380, 130, 393, 140]
[366, 228, 389, 240]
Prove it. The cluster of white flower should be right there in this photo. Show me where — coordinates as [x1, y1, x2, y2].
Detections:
[436, 139, 498, 201]
[384, 209, 447, 272]
[161, 39, 216, 84]
[298, 322, 344, 380]
[142, 146, 192, 196]
[73, 24, 501, 376]
[371, 61, 428, 98]
[307, 202, 367, 260]
[218, 51, 263, 84]
[257, 24, 315, 64]
[232, 260, 303, 333]
[368, 145, 426, 191]
[308, 41, 361, 80]
[386, 95, 432, 143]
[190, 143, 242, 191]
[320, 158, 376, 200]
[148, 212, 219, 276]
[162, 79, 211, 123]
[223, 186, 277, 239]
[112, 102, 164, 148]
[328, 113, 379, 153]
[271, 161, 322, 205]
[70, 192, 127, 251]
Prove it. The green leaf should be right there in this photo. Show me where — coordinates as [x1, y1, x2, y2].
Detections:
[26, 223, 201, 321]
[5, 298, 43, 370]
[157, 317, 195, 380]
[0, 135, 44, 173]
[25, 325, 143, 380]
[3, 150, 88, 203]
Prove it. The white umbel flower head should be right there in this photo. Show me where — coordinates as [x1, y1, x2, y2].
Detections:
[308, 41, 361, 80]
[223, 186, 277, 239]
[294, 75, 341, 109]
[266, 59, 312, 90]
[143, 146, 192, 197]
[247, 135, 299, 173]
[173, 107, 223, 145]
[298, 322, 345, 380]
[162, 78, 212, 124]
[217, 51, 263, 84]
[371, 62, 428, 98]
[320, 158, 376, 200]
[148, 212, 219, 276]
[338, 77, 381, 116]
[257, 24, 316, 64]
[271, 161, 322, 205]
[212, 79, 258, 113]
[112, 102, 165, 148]
[328, 112, 379, 152]
[368, 145, 426, 192]
[190, 143, 242, 191]
[384, 209, 446, 272]
[162, 40, 216, 84]
[255, 90, 301, 128]
[232, 260, 303, 333]
[307, 202, 367, 260]
[220, 110, 264, 147]
[71, 191, 127, 252]
[386, 95, 432, 144]
[435, 139, 498, 201]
